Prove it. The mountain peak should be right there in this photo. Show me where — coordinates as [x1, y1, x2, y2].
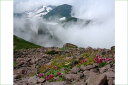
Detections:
[43, 4, 72, 19]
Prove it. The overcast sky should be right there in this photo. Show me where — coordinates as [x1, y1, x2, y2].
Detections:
[14, 0, 74, 13]
[14, 0, 114, 14]
[14, 0, 115, 48]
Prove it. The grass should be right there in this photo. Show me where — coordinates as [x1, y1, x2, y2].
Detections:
[14, 61, 18, 67]
[46, 50, 58, 55]
[14, 35, 41, 50]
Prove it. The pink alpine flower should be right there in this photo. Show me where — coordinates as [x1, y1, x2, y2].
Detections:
[80, 59, 87, 64]
[57, 72, 62, 76]
[38, 73, 44, 77]
[46, 74, 54, 80]
[94, 55, 113, 64]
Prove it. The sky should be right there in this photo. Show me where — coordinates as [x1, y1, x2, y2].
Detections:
[14, 0, 115, 48]
[14, 0, 74, 13]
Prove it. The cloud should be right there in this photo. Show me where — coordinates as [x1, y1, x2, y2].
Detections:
[14, 0, 115, 48]
[14, 0, 73, 13]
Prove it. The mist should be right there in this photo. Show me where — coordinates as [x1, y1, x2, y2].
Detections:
[14, 0, 115, 48]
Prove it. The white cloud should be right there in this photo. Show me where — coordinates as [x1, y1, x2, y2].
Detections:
[14, 0, 115, 48]
[14, 0, 73, 13]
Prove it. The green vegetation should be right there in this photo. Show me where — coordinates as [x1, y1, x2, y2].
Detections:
[46, 50, 58, 55]
[14, 35, 41, 50]
[14, 61, 18, 67]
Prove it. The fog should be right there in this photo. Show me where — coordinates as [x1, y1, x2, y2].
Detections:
[14, 0, 114, 48]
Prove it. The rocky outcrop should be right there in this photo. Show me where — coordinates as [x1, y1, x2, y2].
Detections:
[14, 43, 115, 85]
[63, 43, 78, 48]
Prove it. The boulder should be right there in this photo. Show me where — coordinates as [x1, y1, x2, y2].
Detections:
[99, 64, 111, 73]
[80, 65, 87, 71]
[74, 81, 86, 85]
[77, 72, 84, 78]
[111, 46, 115, 51]
[86, 74, 107, 85]
[90, 68, 99, 73]
[104, 71, 115, 79]
[63, 43, 78, 48]
[44, 81, 66, 85]
[85, 65, 95, 70]
[14, 74, 21, 79]
[93, 63, 98, 67]
[83, 70, 90, 79]
[108, 78, 114, 85]
[99, 67, 107, 73]
[80, 65, 94, 71]
[37, 78, 45, 83]
[27, 76, 38, 84]
[71, 66, 80, 74]
[64, 74, 81, 81]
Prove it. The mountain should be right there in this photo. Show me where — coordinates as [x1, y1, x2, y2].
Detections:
[43, 4, 72, 19]
[14, 5, 56, 18]
[14, 13, 24, 18]
[26, 5, 56, 18]
[14, 4, 77, 22]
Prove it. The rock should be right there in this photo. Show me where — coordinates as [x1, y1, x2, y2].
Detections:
[45, 81, 66, 85]
[74, 81, 86, 85]
[93, 63, 98, 67]
[99, 64, 111, 73]
[105, 64, 111, 68]
[77, 72, 84, 78]
[64, 74, 80, 81]
[15, 69, 26, 75]
[111, 46, 115, 51]
[71, 67, 80, 74]
[86, 74, 107, 85]
[108, 54, 113, 58]
[17, 62, 25, 67]
[101, 51, 107, 55]
[104, 71, 115, 79]
[21, 69, 27, 74]
[99, 67, 107, 73]
[54, 76, 60, 81]
[108, 78, 114, 85]
[80, 65, 87, 71]
[14, 77, 30, 85]
[14, 74, 21, 79]
[80, 65, 95, 71]
[108, 68, 114, 72]
[85, 47, 93, 52]
[63, 43, 78, 48]
[27, 76, 38, 84]
[37, 78, 45, 83]
[83, 70, 90, 76]
[90, 68, 99, 73]
[84, 65, 94, 70]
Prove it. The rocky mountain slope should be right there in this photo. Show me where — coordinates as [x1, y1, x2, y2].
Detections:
[43, 4, 72, 20]
[14, 5, 55, 18]
[14, 43, 115, 85]
[14, 4, 88, 23]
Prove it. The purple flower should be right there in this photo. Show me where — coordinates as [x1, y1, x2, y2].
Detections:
[38, 73, 44, 77]
[46, 74, 54, 80]
[57, 72, 62, 76]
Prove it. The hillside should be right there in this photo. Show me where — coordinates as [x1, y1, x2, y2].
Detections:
[14, 43, 115, 85]
[14, 35, 41, 50]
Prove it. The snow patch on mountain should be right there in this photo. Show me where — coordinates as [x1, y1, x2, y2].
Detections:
[25, 5, 54, 18]
[59, 17, 66, 21]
